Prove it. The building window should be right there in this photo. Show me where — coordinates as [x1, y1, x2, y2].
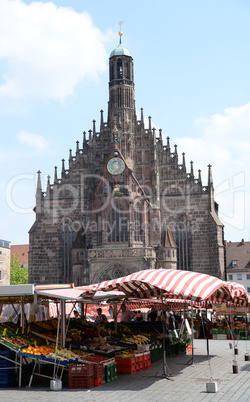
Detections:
[237, 274, 242, 281]
[175, 215, 190, 270]
[117, 59, 123, 79]
[232, 260, 238, 267]
[246, 274, 250, 280]
[0, 270, 2, 281]
[0, 251, 2, 262]
[107, 207, 128, 243]
[22, 263, 28, 268]
[228, 274, 233, 281]
[134, 205, 142, 242]
[247, 287, 250, 293]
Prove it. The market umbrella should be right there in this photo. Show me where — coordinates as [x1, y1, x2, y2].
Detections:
[79, 268, 234, 303]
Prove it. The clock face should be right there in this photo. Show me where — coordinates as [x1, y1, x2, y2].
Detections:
[107, 157, 125, 175]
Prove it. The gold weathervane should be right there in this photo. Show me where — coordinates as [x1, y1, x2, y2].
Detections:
[119, 21, 123, 40]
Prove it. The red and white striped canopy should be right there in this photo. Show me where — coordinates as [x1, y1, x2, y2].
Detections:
[126, 298, 192, 310]
[80, 269, 234, 303]
[225, 282, 248, 305]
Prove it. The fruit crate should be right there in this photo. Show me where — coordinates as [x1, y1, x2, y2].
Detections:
[69, 376, 94, 389]
[93, 364, 103, 378]
[69, 363, 94, 377]
[94, 376, 102, 387]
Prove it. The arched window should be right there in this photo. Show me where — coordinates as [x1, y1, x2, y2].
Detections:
[117, 59, 123, 79]
[108, 207, 128, 243]
[134, 204, 142, 242]
[175, 215, 190, 270]
[110, 63, 114, 81]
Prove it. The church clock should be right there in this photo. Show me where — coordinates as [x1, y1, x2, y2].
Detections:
[107, 157, 125, 175]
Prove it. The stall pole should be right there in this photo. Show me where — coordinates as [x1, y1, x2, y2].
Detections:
[20, 296, 25, 328]
[60, 299, 66, 348]
[191, 300, 194, 363]
[205, 301, 209, 357]
[81, 302, 85, 319]
[53, 309, 61, 380]
[114, 302, 117, 333]
[18, 355, 23, 387]
[161, 291, 171, 378]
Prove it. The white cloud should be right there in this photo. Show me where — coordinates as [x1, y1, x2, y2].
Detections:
[176, 103, 250, 241]
[17, 130, 49, 150]
[0, 0, 111, 102]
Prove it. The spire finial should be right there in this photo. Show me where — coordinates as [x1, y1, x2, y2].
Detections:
[46, 175, 50, 195]
[208, 164, 213, 188]
[54, 166, 58, 184]
[100, 110, 104, 130]
[198, 169, 202, 184]
[119, 21, 123, 44]
[190, 161, 194, 178]
[36, 170, 42, 197]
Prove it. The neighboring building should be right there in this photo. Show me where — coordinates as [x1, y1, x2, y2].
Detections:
[11, 244, 29, 268]
[225, 239, 250, 294]
[0, 239, 11, 286]
[29, 32, 225, 285]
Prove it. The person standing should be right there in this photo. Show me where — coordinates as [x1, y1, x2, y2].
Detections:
[168, 311, 176, 330]
[147, 307, 157, 323]
[120, 304, 135, 323]
[95, 308, 107, 324]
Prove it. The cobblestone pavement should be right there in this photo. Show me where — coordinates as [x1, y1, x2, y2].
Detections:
[0, 340, 249, 402]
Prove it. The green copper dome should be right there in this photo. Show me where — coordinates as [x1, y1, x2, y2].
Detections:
[110, 43, 131, 58]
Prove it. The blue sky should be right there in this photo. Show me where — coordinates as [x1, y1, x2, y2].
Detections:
[1, 0, 250, 245]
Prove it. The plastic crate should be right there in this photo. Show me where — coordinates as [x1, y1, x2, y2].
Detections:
[69, 376, 94, 389]
[94, 376, 102, 387]
[115, 357, 136, 368]
[69, 363, 94, 377]
[93, 364, 103, 378]
[105, 364, 111, 382]
[110, 362, 117, 380]
[117, 365, 136, 375]
[186, 344, 192, 355]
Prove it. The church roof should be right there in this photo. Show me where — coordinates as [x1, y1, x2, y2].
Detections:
[110, 43, 131, 58]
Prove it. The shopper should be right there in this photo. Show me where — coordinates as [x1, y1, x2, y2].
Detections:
[136, 310, 143, 322]
[73, 310, 80, 318]
[147, 307, 157, 323]
[95, 308, 107, 324]
[168, 311, 176, 330]
[120, 304, 135, 323]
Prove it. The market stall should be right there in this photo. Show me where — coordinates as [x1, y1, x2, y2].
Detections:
[0, 270, 248, 390]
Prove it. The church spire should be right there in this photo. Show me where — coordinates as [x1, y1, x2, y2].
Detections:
[36, 170, 42, 214]
[108, 22, 136, 133]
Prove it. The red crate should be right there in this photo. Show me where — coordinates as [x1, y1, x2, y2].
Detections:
[94, 364, 104, 378]
[69, 363, 94, 377]
[94, 376, 103, 387]
[117, 365, 136, 375]
[115, 357, 136, 368]
[69, 376, 94, 389]
[187, 344, 192, 355]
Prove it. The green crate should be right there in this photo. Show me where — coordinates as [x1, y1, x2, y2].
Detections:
[105, 364, 111, 383]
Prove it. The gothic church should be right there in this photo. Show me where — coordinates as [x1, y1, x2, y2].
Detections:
[29, 32, 225, 285]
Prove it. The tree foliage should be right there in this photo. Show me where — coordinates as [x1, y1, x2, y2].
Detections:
[10, 254, 28, 284]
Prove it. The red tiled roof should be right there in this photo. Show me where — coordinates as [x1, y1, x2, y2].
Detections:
[225, 240, 250, 270]
[11, 244, 29, 267]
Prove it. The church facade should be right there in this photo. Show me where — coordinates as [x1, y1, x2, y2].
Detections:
[29, 34, 225, 285]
